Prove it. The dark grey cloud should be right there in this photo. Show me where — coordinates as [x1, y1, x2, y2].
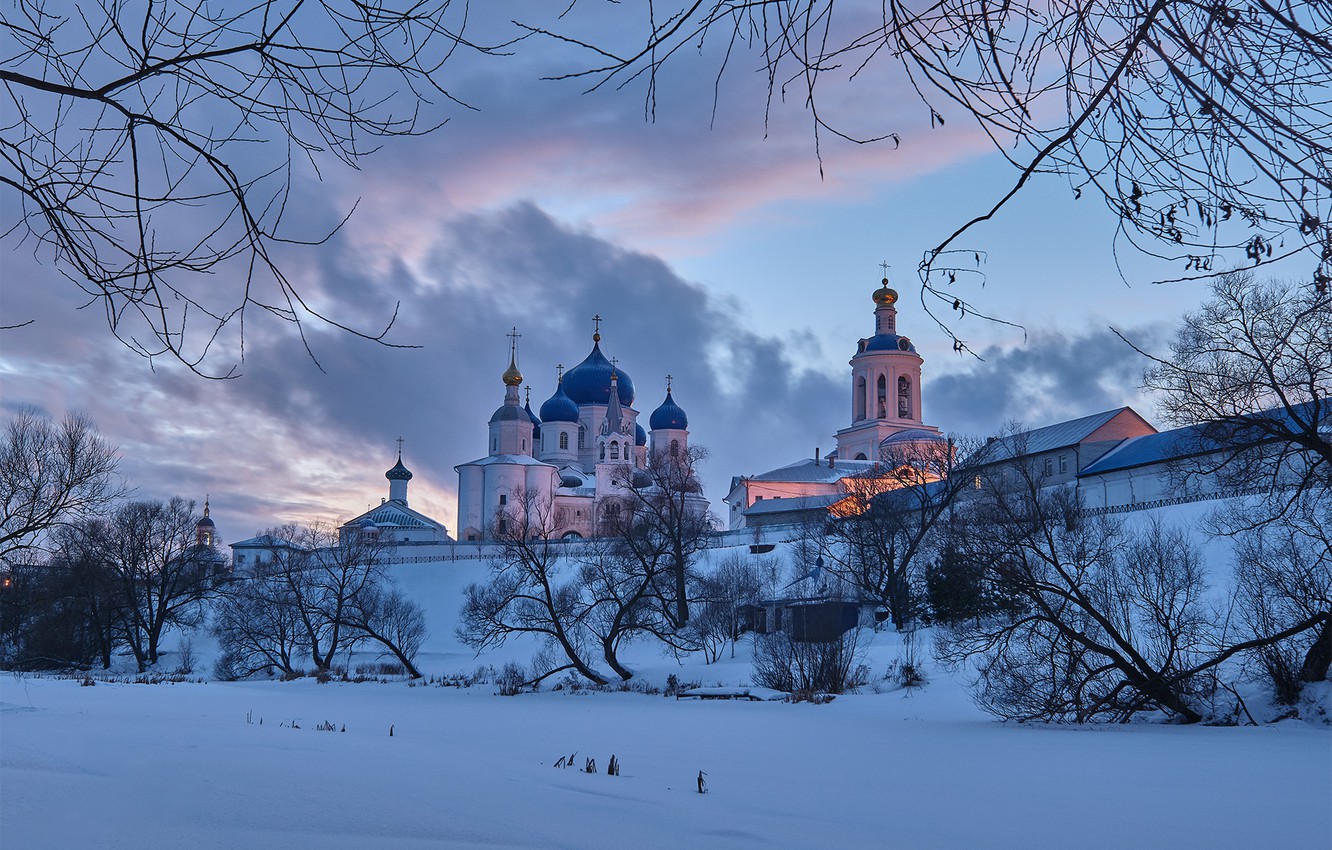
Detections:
[1, 201, 844, 539]
[926, 326, 1169, 437]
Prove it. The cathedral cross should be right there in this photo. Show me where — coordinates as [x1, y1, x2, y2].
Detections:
[396, 436, 404, 455]
[879, 260, 891, 278]
[666, 374, 673, 392]
[592, 315, 602, 335]
[506, 327, 521, 358]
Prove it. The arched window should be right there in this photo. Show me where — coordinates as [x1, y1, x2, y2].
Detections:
[854, 376, 867, 421]
[877, 375, 887, 419]
[898, 376, 912, 418]
[559, 432, 568, 450]
[599, 443, 605, 460]
[670, 439, 680, 456]
[578, 425, 586, 449]
[610, 441, 620, 460]
[855, 453, 867, 461]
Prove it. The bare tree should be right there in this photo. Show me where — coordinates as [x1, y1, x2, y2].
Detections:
[214, 524, 425, 678]
[98, 497, 217, 671]
[1233, 496, 1332, 701]
[458, 489, 610, 686]
[1132, 272, 1331, 688]
[0, 408, 120, 560]
[340, 582, 427, 679]
[529, 2, 1331, 340]
[686, 550, 771, 661]
[752, 627, 864, 695]
[938, 460, 1325, 723]
[821, 436, 974, 630]
[1134, 273, 1331, 524]
[213, 539, 308, 679]
[1, 0, 495, 376]
[610, 444, 715, 628]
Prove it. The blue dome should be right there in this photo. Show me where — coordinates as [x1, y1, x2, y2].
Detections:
[650, 390, 688, 430]
[635, 423, 647, 446]
[860, 333, 917, 354]
[563, 341, 634, 406]
[539, 381, 580, 423]
[524, 400, 541, 439]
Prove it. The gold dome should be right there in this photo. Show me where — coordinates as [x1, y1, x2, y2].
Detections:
[873, 278, 898, 305]
[502, 353, 523, 386]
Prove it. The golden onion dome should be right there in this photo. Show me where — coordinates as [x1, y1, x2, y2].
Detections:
[872, 278, 898, 306]
[502, 354, 523, 387]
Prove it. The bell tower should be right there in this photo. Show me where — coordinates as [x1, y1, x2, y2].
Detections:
[834, 276, 940, 461]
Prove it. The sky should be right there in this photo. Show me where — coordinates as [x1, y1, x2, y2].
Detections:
[0, 2, 1307, 541]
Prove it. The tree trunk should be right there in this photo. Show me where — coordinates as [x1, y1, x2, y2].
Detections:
[1300, 614, 1331, 683]
[602, 637, 634, 681]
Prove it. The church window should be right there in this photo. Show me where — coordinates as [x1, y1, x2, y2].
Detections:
[578, 425, 586, 449]
[877, 375, 887, 419]
[855, 376, 867, 421]
[522, 438, 526, 451]
[855, 453, 867, 461]
[670, 439, 679, 456]
[599, 443, 605, 460]
[498, 494, 507, 506]
[497, 518, 507, 535]
[491, 437, 497, 452]
[898, 377, 912, 418]
[610, 441, 620, 460]
[560, 432, 569, 450]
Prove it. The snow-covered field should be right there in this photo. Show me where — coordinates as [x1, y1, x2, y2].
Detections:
[3, 531, 1331, 849]
[4, 667, 1330, 849]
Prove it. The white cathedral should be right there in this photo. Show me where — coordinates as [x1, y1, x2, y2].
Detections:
[452, 322, 700, 541]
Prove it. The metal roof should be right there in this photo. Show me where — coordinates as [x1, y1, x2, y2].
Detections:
[744, 458, 876, 484]
[967, 407, 1143, 464]
[1081, 399, 1329, 476]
